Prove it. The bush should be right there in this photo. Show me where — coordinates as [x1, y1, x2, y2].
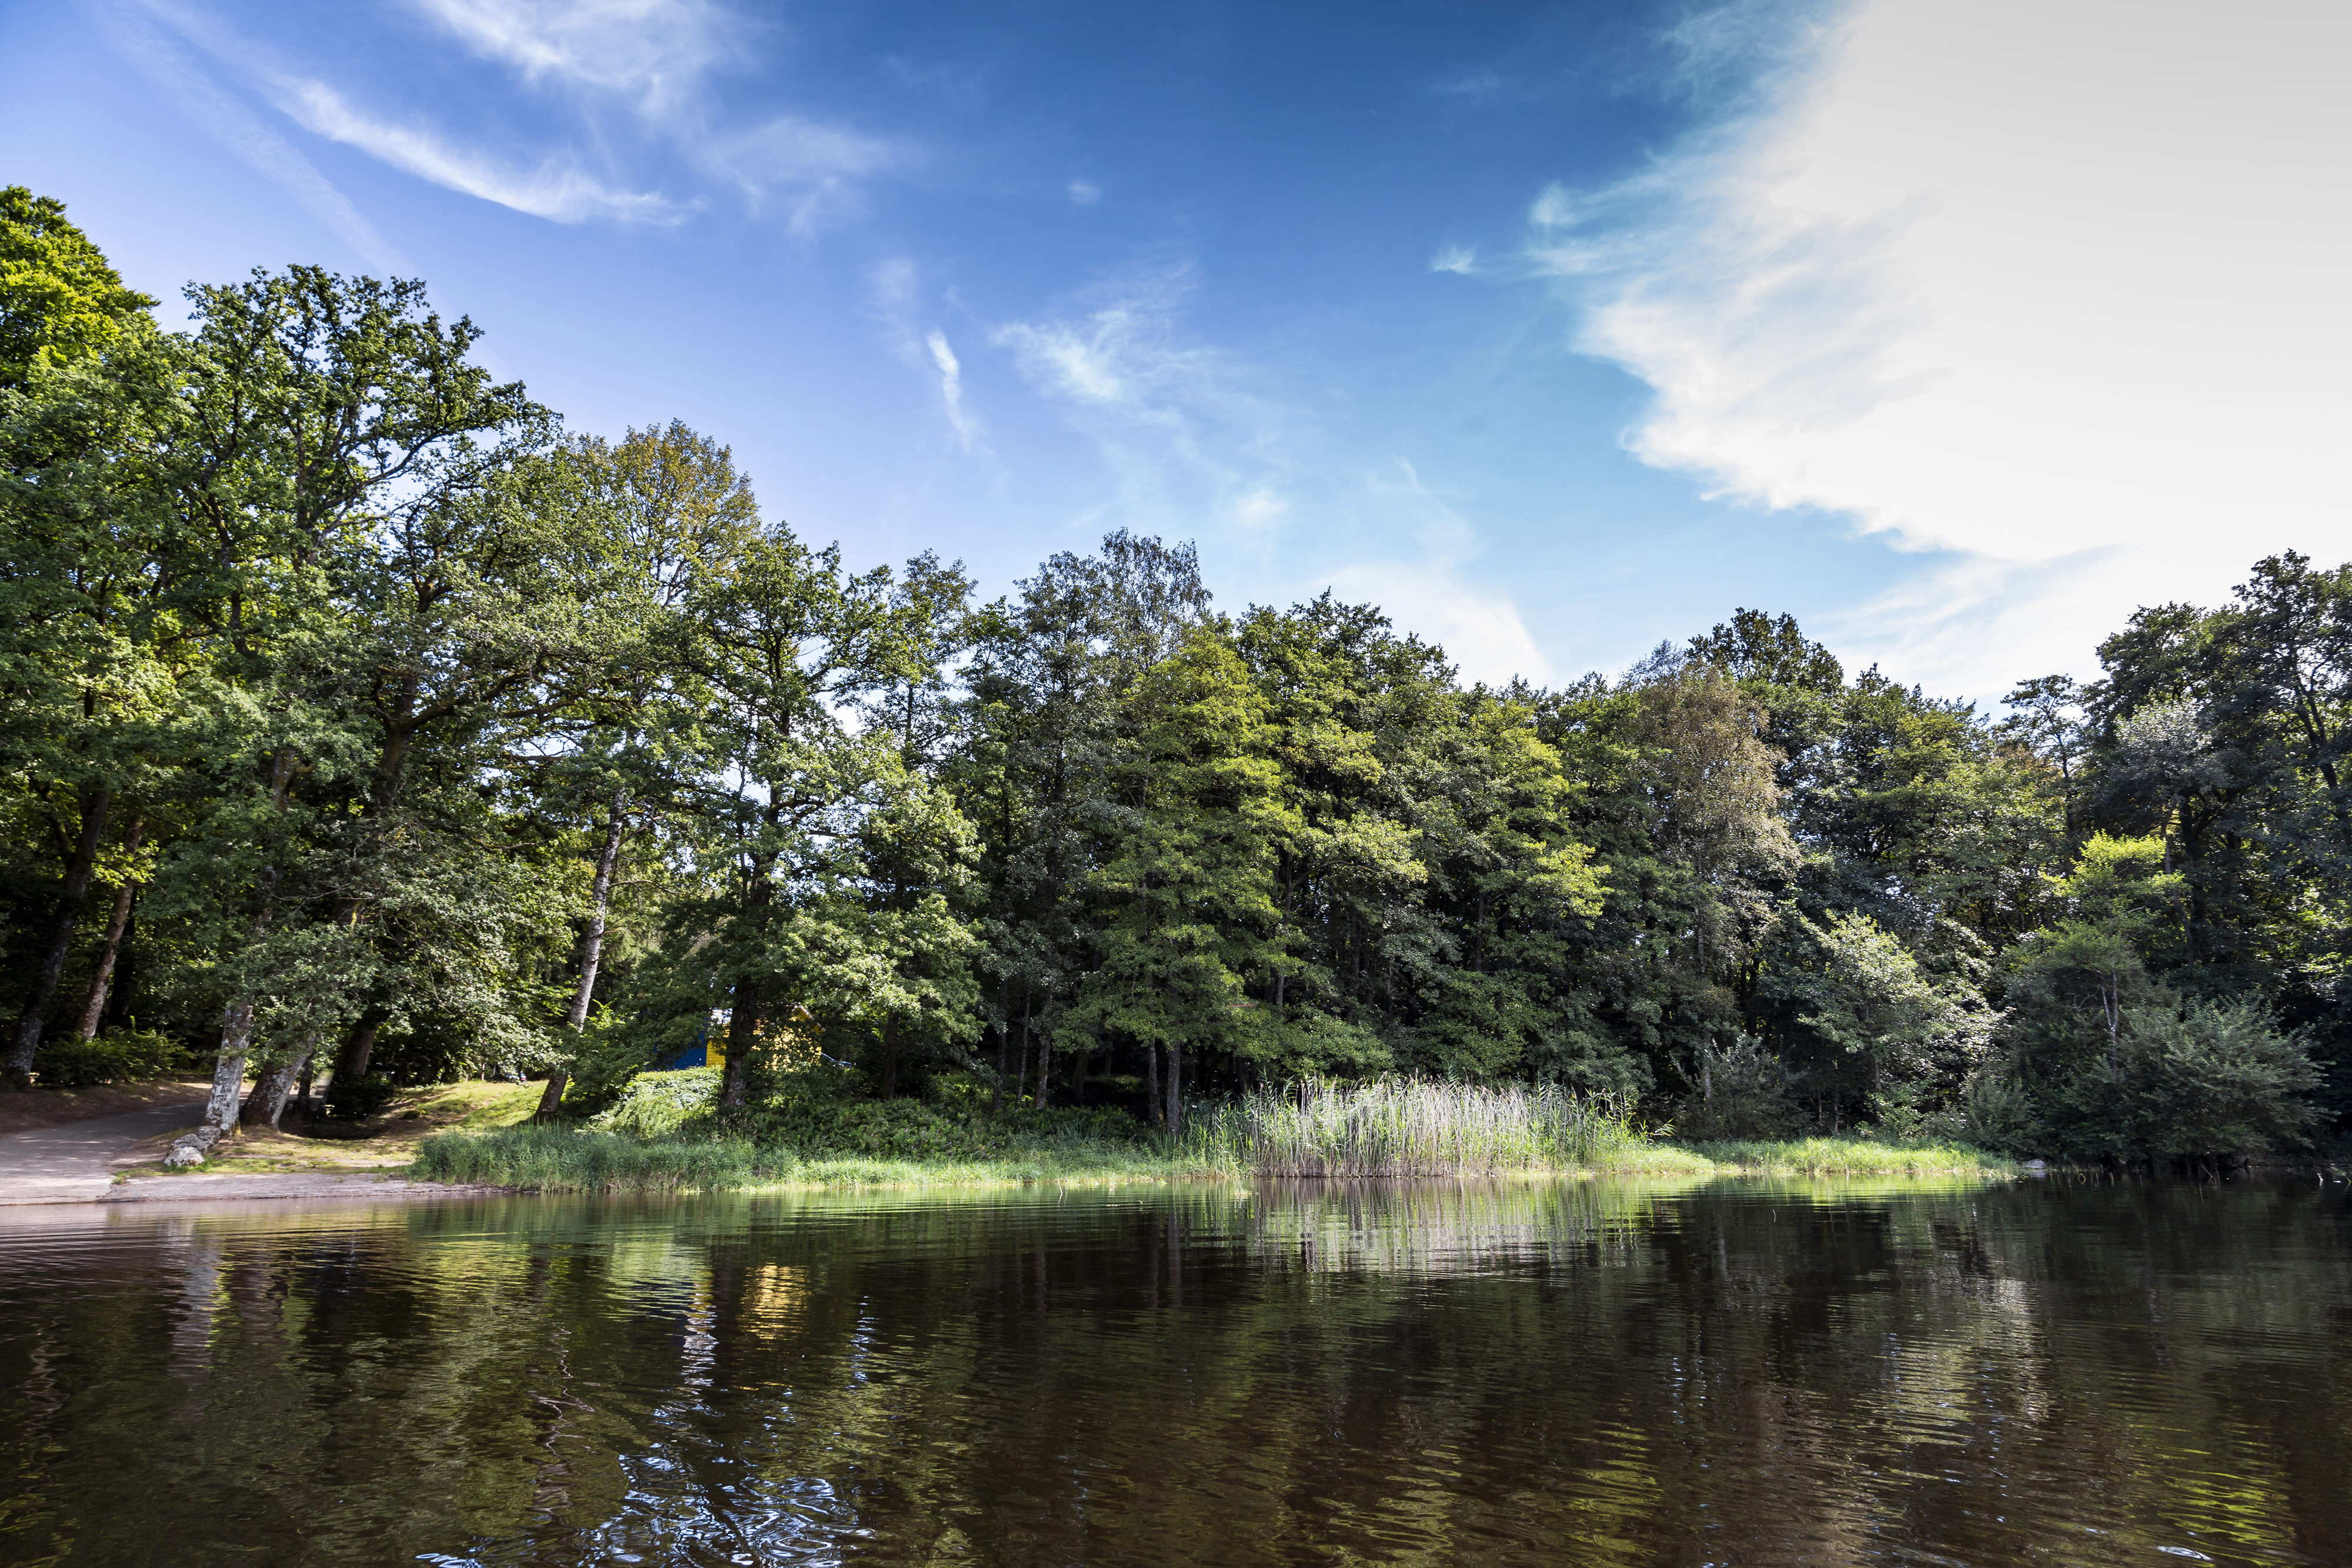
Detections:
[591, 1067, 721, 1137]
[1669, 1038, 1801, 1141]
[2058, 997, 2320, 1158]
[33, 1028, 195, 1086]
[325, 1073, 399, 1121]
[729, 1092, 1146, 1161]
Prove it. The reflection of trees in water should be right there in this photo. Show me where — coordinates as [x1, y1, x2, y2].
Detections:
[0, 1182, 2347, 1565]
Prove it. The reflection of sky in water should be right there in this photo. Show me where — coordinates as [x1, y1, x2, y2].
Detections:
[1, 1181, 2346, 1566]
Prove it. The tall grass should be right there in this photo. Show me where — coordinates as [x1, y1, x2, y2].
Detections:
[1188, 1079, 1673, 1176]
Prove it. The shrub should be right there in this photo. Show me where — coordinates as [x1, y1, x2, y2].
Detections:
[728, 1093, 1145, 1161]
[33, 1028, 195, 1086]
[2058, 997, 2320, 1158]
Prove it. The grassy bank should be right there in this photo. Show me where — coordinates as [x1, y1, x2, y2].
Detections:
[411, 1122, 1192, 1192]
[1684, 1135, 2014, 1178]
[407, 1075, 2012, 1192]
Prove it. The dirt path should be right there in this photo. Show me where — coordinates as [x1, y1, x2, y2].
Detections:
[0, 1079, 210, 1137]
[0, 1104, 507, 1205]
[0, 1100, 208, 1204]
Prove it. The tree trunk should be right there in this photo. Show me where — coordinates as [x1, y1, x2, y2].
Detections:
[1164, 1043, 1182, 1135]
[1034, 1029, 1053, 1109]
[878, 1013, 900, 1099]
[72, 815, 145, 1040]
[6, 786, 113, 1087]
[1013, 1007, 1030, 1104]
[242, 1041, 316, 1131]
[990, 1019, 1010, 1112]
[1146, 1042, 1161, 1128]
[721, 976, 760, 1108]
[335, 1012, 383, 1084]
[540, 791, 627, 1119]
[201, 748, 298, 1129]
[201, 1029, 249, 1139]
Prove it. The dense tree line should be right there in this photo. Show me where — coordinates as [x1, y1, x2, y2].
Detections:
[3, 189, 2340, 1158]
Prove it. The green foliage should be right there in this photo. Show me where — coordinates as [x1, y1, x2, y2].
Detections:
[2054, 997, 2320, 1158]
[0, 186, 155, 387]
[31, 1028, 193, 1086]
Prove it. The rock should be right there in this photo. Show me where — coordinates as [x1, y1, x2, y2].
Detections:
[163, 1128, 220, 1169]
[2023, 1158, 2047, 1174]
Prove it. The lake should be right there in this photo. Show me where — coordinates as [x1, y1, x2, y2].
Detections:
[2, 1176, 2346, 1565]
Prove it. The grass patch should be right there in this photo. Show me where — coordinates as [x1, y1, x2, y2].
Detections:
[1678, 1135, 2014, 1178]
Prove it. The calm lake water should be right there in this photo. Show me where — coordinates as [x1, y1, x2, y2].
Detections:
[2, 1177, 2347, 1566]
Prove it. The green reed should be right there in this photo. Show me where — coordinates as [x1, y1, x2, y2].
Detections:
[1187, 1079, 1669, 1177]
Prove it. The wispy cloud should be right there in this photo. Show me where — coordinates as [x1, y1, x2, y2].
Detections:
[280, 78, 681, 222]
[1540, 0, 2352, 693]
[406, 0, 737, 115]
[866, 259, 991, 457]
[1324, 465, 1548, 689]
[1067, 179, 1102, 206]
[1428, 64, 1506, 101]
[88, 0, 406, 273]
[121, 0, 904, 231]
[412, 0, 904, 223]
[707, 113, 908, 230]
[990, 260, 1306, 542]
[925, 330, 982, 452]
[1429, 244, 1476, 275]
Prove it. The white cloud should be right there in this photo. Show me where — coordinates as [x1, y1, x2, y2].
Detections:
[1429, 245, 1476, 275]
[406, 0, 735, 114]
[89, 1, 406, 273]
[925, 329, 982, 452]
[993, 280, 1202, 412]
[1231, 486, 1287, 529]
[1549, 0, 2352, 693]
[1326, 561, 1549, 689]
[1067, 179, 1102, 205]
[279, 78, 680, 222]
[1318, 462, 1549, 688]
[1528, 183, 1575, 230]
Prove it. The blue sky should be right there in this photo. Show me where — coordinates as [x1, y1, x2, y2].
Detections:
[5, 0, 2347, 700]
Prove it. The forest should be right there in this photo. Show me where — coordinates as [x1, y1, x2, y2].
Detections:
[4, 185, 2344, 1163]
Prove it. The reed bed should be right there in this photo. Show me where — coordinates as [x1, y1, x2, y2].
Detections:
[1188, 1079, 1668, 1177]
